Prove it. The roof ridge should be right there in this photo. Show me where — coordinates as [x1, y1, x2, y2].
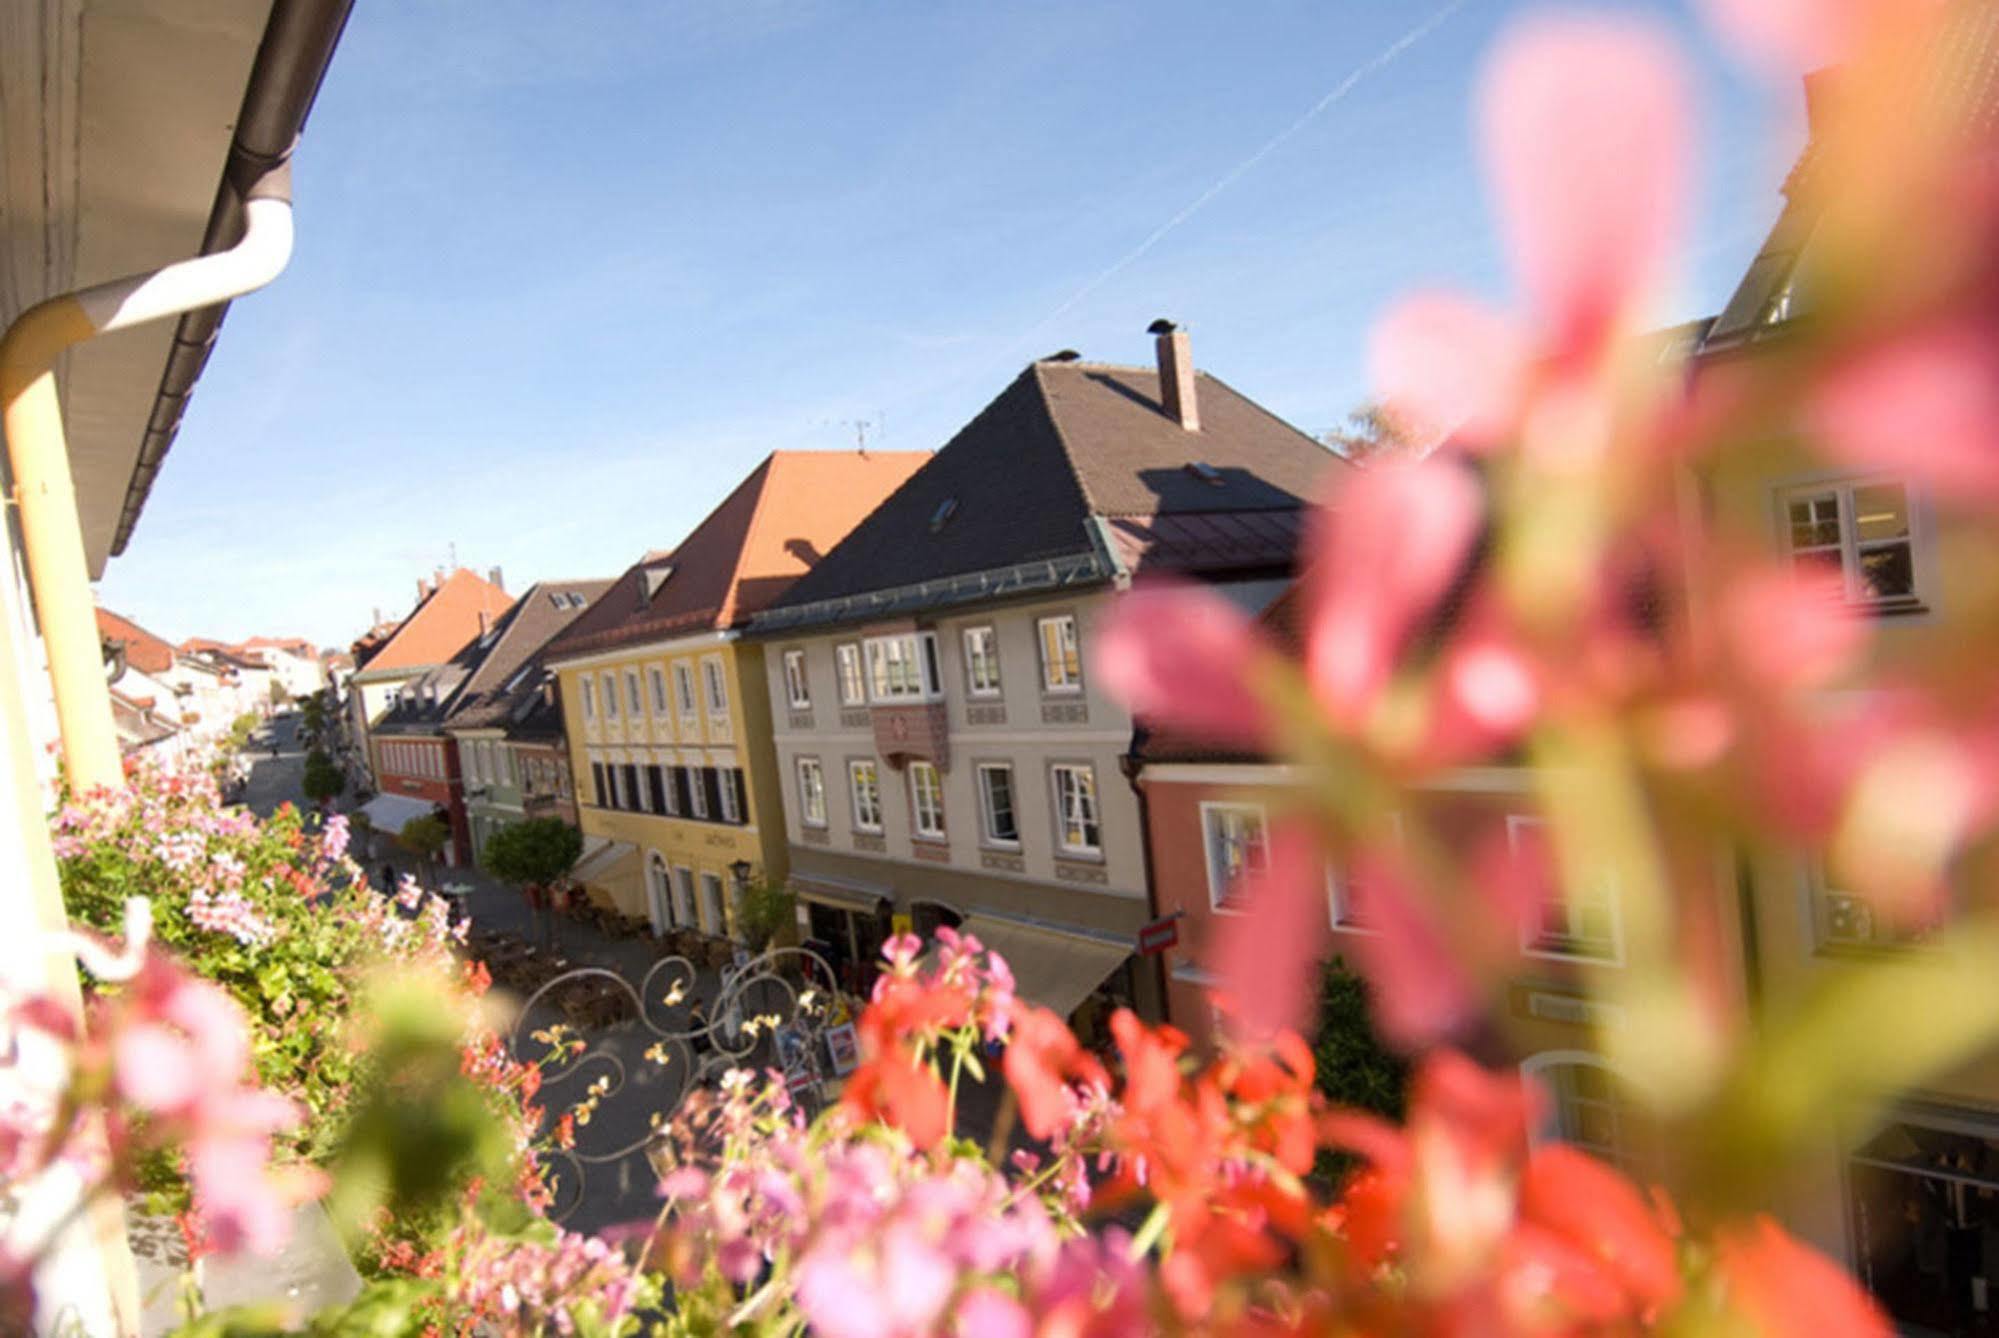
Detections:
[717, 454, 781, 628]
[1028, 360, 1111, 520]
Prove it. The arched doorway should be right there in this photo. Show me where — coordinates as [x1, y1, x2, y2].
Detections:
[911, 899, 962, 940]
[1520, 1051, 1663, 1180]
[645, 854, 674, 934]
[700, 871, 728, 938]
[672, 866, 698, 930]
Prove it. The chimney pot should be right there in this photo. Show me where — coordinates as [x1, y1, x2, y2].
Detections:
[416, 577, 428, 601]
[488, 565, 504, 592]
[1153, 321, 1199, 431]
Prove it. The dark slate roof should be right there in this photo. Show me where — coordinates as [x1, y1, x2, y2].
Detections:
[1703, 2, 1999, 350]
[440, 579, 614, 732]
[374, 579, 609, 737]
[754, 358, 1339, 632]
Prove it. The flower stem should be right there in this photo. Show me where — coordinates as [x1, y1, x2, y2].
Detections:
[1128, 1201, 1171, 1260]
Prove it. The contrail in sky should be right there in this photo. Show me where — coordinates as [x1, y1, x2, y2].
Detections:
[1007, 0, 1471, 354]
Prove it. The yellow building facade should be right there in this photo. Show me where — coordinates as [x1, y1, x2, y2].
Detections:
[537, 449, 932, 939]
[553, 634, 787, 936]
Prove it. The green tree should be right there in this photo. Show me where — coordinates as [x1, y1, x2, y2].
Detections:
[397, 814, 451, 889]
[226, 711, 261, 752]
[478, 817, 583, 891]
[1313, 957, 1408, 1120]
[267, 677, 291, 710]
[1322, 401, 1416, 464]
[301, 748, 344, 808]
[733, 880, 796, 952]
[300, 689, 328, 739]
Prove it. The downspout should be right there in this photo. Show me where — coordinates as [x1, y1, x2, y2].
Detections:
[0, 166, 295, 792]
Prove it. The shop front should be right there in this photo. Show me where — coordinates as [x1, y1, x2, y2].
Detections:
[952, 913, 1138, 1052]
[792, 874, 891, 997]
[1849, 1108, 1999, 1333]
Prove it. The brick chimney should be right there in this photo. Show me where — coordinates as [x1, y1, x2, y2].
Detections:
[1151, 319, 1199, 431]
[416, 576, 429, 602]
[488, 565, 504, 592]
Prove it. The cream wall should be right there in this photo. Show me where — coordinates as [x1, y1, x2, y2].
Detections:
[759, 590, 1148, 918]
[1702, 445, 1999, 1268]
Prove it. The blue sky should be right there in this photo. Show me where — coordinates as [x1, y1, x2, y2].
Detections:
[99, 0, 1803, 649]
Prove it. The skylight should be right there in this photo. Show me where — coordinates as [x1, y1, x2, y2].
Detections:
[930, 497, 959, 533]
[1185, 461, 1223, 485]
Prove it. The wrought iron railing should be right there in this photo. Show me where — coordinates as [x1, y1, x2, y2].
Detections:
[510, 944, 843, 1224]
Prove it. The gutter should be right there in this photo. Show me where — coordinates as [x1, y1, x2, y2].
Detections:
[747, 549, 1117, 637]
[111, 0, 355, 559]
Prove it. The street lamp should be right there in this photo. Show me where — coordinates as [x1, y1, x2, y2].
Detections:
[728, 859, 752, 889]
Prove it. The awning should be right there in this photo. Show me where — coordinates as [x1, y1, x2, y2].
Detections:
[791, 875, 888, 915]
[571, 836, 639, 888]
[959, 914, 1131, 1020]
[357, 793, 435, 836]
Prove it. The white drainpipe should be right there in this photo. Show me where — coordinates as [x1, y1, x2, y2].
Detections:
[0, 166, 294, 794]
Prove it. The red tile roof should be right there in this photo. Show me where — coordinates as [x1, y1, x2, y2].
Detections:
[358, 568, 513, 675]
[547, 451, 929, 658]
[96, 607, 177, 675]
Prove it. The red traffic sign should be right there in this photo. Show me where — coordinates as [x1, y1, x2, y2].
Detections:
[1137, 916, 1180, 955]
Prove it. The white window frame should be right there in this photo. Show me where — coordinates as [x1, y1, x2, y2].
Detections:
[835, 643, 866, 706]
[975, 762, 1019, 846]
[687, 766, 710, 820]
[962, 626, 1002, 698]
[625, 669, 643, 717]
[783, 649, 811, 709]
[1775, 475, 1927, 611]
[1037, 615, 1082, 694]
[1508, 815, 1625, 965]
[864, 632, 942, 703]
[699, 872, 727, 935]
[1051, 763, 1101, 857]
[601, 671, 620, 720]
[797, 756, 827, 828]
[909, 761, 946, 840]
[580, 676, 596, 721]
[673, 662, 698, 717]
[702, 656, 729, 715]
[718, 768, 742, 823]
[649, 667, 669, 715]
[1200, 802, 1269, 913]
[849, 760, 883, 833]
[1328, 863, 1374, 932]
[1806, 859, 1936, 952]
[608, 762, 626, 810]
[657, 762, 679, 817]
